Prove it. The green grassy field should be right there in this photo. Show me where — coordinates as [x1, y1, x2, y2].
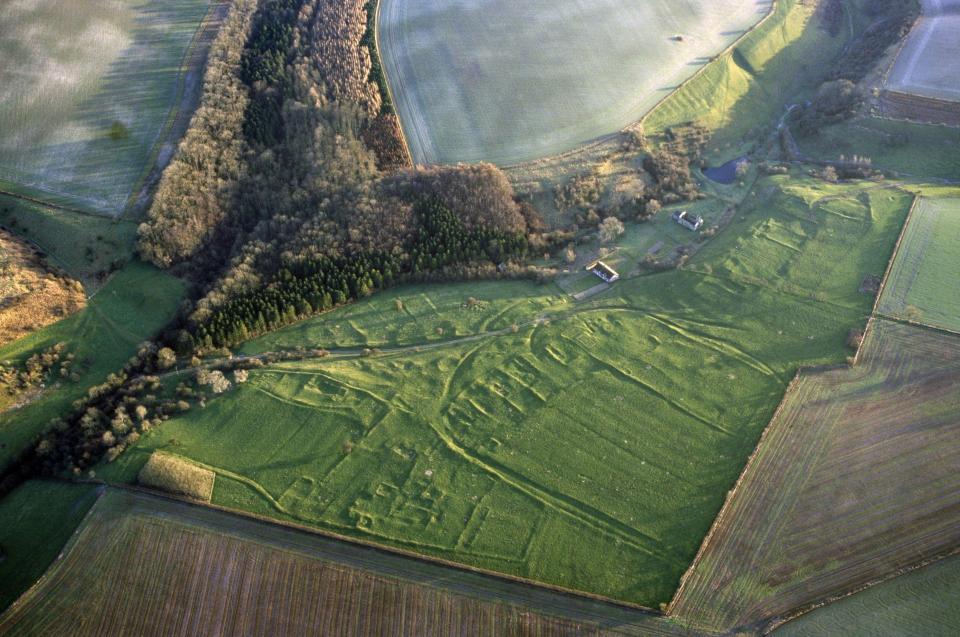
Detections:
[796, 117, 960, 181]
[0, 480, 100, 613]
[878, 197, 960, 332]
[670, 319, 960, 633]
[0, 0, 212, 214]
[0, 195, 138, 288]
[0, 488, 688, 635]
[378, 0, 767, 164]
[643, 0, 846, 162]
[99, 177, 911, 606]
[775, 554, 960, 636]
[0, 262, 185, 470]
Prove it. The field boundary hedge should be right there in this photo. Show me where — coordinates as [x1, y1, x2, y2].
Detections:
[666, 367, 802, 615]
[853, 192, 918, 365]
[373, 0, 414, 163]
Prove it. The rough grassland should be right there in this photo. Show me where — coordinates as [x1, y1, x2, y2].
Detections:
[0, 195, 139, 291]
[774, 553, 960, 636]
[0, 0, 212, 214]
[670, 319, 960, 634]
[0, 480, 100, 613]
[0, 262, 185, 470]
[795, 117, 960, 182]
[886, 0, 960, 102]
[378, 0, 768, 164]
[0, 488, 688, 636]
[877, 197, 960, 332]
[101, 179, 911, 607]
[0, 229, 86, 348]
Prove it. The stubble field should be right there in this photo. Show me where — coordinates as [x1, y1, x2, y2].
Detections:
[378, 0, 770, 164]
[0, 488, 684, 636]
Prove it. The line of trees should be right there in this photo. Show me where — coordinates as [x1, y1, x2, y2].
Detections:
[190, 200, 528, 349]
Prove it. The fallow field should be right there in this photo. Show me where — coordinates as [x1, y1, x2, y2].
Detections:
[669, 319, 960, 634]
[378, 0, 771, 164]
[0, 0, 214, 214]
[877, 197, 960, 333]
[99, 178, 912, 607]
[0, 488, 686, 636]
[886, 0, 960, 103]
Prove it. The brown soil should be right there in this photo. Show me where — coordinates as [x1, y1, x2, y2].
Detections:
[0, 230, 85, 347]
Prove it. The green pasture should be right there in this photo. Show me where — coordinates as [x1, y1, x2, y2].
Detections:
[878, 197, 960, 332]
[0, 196, 137, 288]
[378, 0, 766, 164]
[0, 480, 100, 613]
[796, 117, 960, 181]
[644, 0, 846, 162]
[0, 263, 185, 470]
[0, 0, 212, 214]
[775, 555, 960, 636]
[101, 177, 911, 606]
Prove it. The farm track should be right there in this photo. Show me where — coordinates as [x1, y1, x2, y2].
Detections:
[0, 487, 693, 636]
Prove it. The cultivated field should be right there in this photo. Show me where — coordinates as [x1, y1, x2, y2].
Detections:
[0, 0, 213, 214]
[100, 179, 911, 607]
[670, 319, 960, 634]
[775, 554, 960, 636]
[0, 488, 685, 636]
[886, 0, 960, 103]
[877, 197, 960, 332]
[378, 0, 770, 164]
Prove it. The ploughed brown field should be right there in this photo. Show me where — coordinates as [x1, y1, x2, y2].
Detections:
[670, 319, 960, 634]
[0, 488, 688, 636]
